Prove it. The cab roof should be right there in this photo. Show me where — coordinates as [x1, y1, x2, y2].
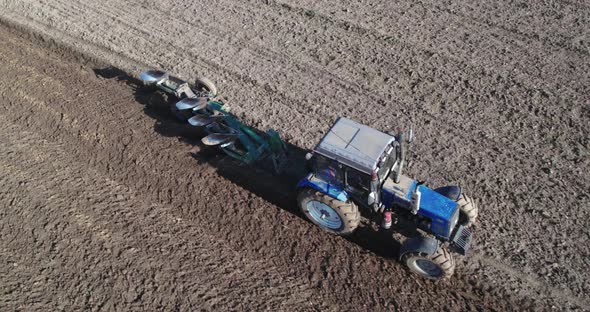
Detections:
[313, 117, 396, 174]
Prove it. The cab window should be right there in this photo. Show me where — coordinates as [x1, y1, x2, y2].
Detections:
[345, 168, 370, 192]
[313, 155, 343, 186]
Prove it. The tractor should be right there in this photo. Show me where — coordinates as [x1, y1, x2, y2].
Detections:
[297, 117, 477, 279]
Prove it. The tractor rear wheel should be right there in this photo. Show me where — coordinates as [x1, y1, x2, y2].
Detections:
[457, 193, 478, 226]
[403, 247, 455, 280]
[195, 77, 218, 98]
[297, 188, 360, 235]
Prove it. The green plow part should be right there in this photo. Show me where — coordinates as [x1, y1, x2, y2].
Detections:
[139, 69, 288, 173]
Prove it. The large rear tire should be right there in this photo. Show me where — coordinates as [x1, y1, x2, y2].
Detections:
[297, 188, 360, 235]
[403, 247, 455, 280]
[457, 193, 478, 226]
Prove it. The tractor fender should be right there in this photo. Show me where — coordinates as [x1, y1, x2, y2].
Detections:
[296, 174, 348, 202]
[398, 236, 439, 261]
[433, 185, 462, 202]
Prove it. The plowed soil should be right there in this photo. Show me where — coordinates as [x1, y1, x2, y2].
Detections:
[0, 0, 589, 310]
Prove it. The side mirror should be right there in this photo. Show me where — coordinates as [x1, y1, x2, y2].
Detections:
[407, 128, 414, 143]
[305, 152, 313, 160]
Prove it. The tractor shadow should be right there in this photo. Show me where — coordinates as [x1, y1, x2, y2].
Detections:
[93, 66, 420, 261]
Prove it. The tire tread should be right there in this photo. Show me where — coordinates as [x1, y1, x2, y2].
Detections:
[297, 188, 360, 235]
[457, 193, 478, 226]
[402, 247, 455, 279]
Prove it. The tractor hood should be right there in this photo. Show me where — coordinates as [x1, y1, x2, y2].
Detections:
[382, 175, 459, 238]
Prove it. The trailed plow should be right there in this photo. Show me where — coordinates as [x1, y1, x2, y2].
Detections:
[140, 70, 288, 173]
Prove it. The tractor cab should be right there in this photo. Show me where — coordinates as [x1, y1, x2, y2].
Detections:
[300, 117, 402, 210]
[297, 117, 476, 280]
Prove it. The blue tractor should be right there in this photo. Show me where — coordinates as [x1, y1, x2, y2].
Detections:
[297, 117, 478, 279]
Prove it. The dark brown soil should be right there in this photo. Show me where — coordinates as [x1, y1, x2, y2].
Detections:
[0, 0, 588, 310]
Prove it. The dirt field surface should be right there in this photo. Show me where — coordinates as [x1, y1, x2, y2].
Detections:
[0, 0, 589, 310]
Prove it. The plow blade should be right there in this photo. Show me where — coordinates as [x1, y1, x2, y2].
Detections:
[188, 114, 225, 127]
[176, 97, 208, 111]
[202, 133, 239, 146]
[140, 70, 168, 86]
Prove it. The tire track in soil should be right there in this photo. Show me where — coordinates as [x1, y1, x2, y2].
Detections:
[421, 0, 590, 56]
[1, 4, 590, 310]
[269, 0, 588, 98]
[0, 23, 518, 310]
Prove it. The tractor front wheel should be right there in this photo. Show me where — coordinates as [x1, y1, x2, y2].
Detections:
[457, 193, 478, 226]
[297, 188, 360, 235]
[403, 247, 455, 280]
